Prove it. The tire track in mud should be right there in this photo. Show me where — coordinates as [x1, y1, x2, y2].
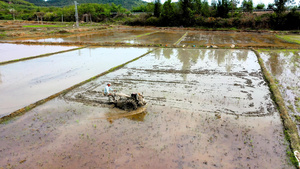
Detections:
[0, 48, 158, 123]
[252, 48, 300, 164]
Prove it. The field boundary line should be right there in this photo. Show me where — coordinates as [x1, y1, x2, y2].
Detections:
[0, 46, 87, 65]
[173, 31, 188, 46]
[0, 48, 157, 124]
[252, 48, 300, 160]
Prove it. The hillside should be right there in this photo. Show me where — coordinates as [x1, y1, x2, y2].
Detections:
[0, 0, 34, 6]
[23, 0, 147, 9]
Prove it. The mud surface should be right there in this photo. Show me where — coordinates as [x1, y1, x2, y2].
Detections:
[0, 47, 152, 117]
[13, 29, 154, 43]
[180, 31, 299, 48]
[0, 43, 78, 62]
[0, 48, 293, 168]
[122, 31, 185, 45]
[259, 49, 300, 134]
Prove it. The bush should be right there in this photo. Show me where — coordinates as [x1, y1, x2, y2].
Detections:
[146, 16, 160, 26]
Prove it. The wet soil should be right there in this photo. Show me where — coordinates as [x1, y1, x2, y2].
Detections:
[121, 31, 186, 45]
[0, 43, 78, 63]
[0, 47, 152, 117]
[259, 49, 300, 134]
[0, 48, 293, 168]
[180, 31, 300, 48]
[14, 29, 155, 43]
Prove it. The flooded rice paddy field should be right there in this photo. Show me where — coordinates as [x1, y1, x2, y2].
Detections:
[16, 29, 155, 43]
[259, 49, 300, 132]
[0, 47, 152, 117]
[179, 31, 300, 48]
[0, 27, 300, 168]
[121, 31, 185, 45]
[0, 49, 294, 168]
[0, 43, 78, 63]
[7, 28, 299, 49]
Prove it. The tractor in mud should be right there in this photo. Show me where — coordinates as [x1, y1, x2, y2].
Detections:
[107, 93, 146, 111]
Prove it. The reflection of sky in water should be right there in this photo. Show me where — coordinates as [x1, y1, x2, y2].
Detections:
[33, 38, 65, 43]
[0, 47, 152, 117]
[0, 43, 77, 62]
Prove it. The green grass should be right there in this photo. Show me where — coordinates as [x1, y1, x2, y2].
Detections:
[294, 115, 300, 122]
[276, 35, 300, 44]
[0, 31, 6, 38]
[23, 25, 67, 28]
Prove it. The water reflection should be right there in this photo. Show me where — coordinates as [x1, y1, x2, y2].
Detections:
[163, 48, 173, 59]
[105, 109, 147, 124]
[177, 49, 199, 81]
[154, 48, 252, 81]
[267, 52, 283, 76]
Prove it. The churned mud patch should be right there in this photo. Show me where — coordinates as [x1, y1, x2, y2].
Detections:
[180, 31, 300, 48]
[0, 47, 152, 117]
[259, 49, 300, 134]
[0, 48, 294, 168]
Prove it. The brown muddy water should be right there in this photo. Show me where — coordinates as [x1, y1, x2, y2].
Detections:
[179, 31, 299, 48]
[259, 49, 300, 134]
[122, 31, 185, 45]
[0, 47, 152, 117]
[14, 30, 154, 43]
[0, 43, 78, 63]
[0, 48, 293, 168]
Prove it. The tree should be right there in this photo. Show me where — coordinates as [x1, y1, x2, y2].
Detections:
[256, 3, 265, 9]
[273, 0, 295, 14]
[242, 0, 253, 12]
[154, 0, 161, 17]
[161, 0, 176, 25]
[179, 0, 193, 25]
[216, 0, 230, 18]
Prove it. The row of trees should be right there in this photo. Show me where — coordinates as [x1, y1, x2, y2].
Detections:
[0, 0, 299, 30]
[0, 1, 128, 22]
[128, 0, 300, 29]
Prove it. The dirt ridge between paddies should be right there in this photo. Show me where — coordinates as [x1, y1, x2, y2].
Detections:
[0, 48, 157, 124]
[0, 46, 86, 65]
[252, 48, 300, 165]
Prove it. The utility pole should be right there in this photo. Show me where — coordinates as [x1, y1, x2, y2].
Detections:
[74, 1, 79, 28]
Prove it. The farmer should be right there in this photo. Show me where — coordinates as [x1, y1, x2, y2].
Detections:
[104, 83, 113, 96]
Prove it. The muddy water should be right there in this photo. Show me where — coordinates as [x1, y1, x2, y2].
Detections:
[180, 31, 298, 47]
[0, 48, 293, 168]
[0, 47, 152, 117]
[0, 43, 78, 62]
[18, 30, 154, 43]
[122, 31, 185, 45]
[260, 49, 300, 133]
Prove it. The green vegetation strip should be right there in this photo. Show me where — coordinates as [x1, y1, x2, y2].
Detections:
[173, 32, 188, 46]
[23, 25, 67, 28]
[0, 48, 157, 124]
[276, 35, 300, 45]
[252, 48, 300, 156]
[0, 46, 86, 65]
